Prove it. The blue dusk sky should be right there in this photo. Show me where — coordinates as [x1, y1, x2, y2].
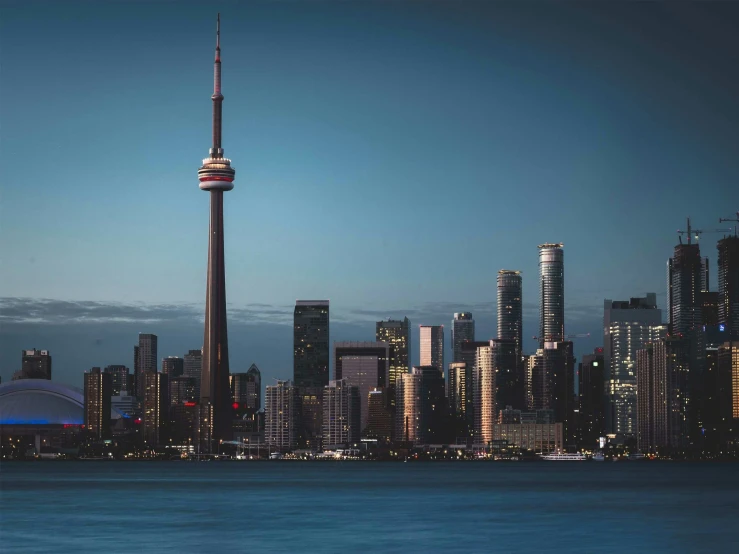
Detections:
[0, 1, 736, 387]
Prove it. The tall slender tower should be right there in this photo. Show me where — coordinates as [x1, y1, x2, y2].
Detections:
[538, 243, 564, 347]
[198, 14, 236, 452]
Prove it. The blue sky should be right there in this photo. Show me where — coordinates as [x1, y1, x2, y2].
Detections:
[0, 1, 735, 386]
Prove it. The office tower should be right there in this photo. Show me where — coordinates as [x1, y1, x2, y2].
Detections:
[538, 243, 564, 346]
[452, 313, 475, 363]
[197, 15, 237, 454]
[578, 348, 605, 449]
[474, 344, 497, 445]
[230, 363, 261, 411]
[603, 294, 664, 436]
[460, 341, 490, 431]
[420, 325, 444, 376]
[376, 317, 410, 393]
[448, 362, 470, 439]
[667, 240, 704, 334]
[103, 365, 130, 396]
[498, 270, 523, 355]
[265, 380, 299, 452]
[528, 342, 575, 443]
[13, 349, 51, 380]
[142, 372, 169, 447]
[493, 338, 522, 411]
[395, 366, 445, 444]
[183, 349, 203, 398]
[84, 367, 112, 440]
[169, 377, 197, 406]
[135, 334, 158, 399]
[322, 379, 361, 448]
[365, 389, 392, 442]
[334, 341, 389, 431]
[162, 356, 184, 379]
[718, 235, 739, 336]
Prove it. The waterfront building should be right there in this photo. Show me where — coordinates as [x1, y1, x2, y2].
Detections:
[527, 342, 575, 444]
[84, 367, 112, 440]
[395, 366, 445, 444]
[452, 313, 475, 363]
[474, 344, 497, 444]
[103, 365, 130, 396]
[265, 380, 299, 452]
[460, 341, 491, 432]
[334, 341, 389, 431]
[230, 364, 261, 411]
[376, 317, 410, 394]
[578, 348, 605, 449]
[197, 15, 238, 454]
[448, 362, 469, 439]
[718, 235, 739, 336]
[13, 349, 52, 381]
[365, 388, 392, 442]
[492, 423, 563, 453]
[142, 372, 168, 447]
[420, 325, 444, 377]
[538, 243, 564, 347]
[135, 334, 158, 399]
[162, 357, 184, 379]
[322, 379, 361, 448]
[497, 270, 523, 356]
[603, 294, 664, 436]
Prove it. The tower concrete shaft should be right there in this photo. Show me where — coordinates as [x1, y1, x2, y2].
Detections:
[198, 14, 236, 452]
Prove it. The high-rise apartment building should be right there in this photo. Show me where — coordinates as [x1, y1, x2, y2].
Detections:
[420, 325, 444, 377]
[717, 341, 739, 421]
[527, 342, 576, 444]
[578, 348, 605, 449]
[667, 241, 704, 335]
[162, 356, 184, 379]
[84, 367, 112, 440]
[493, 338, 522, 411]
[448, 362, 469, 439]
[603, 294, 664, 436]
[169, 377, 197, 406]
[365, 388, 392, 442]
[474, 344, 497, 445]
[13, 349, 52, 381]
[183, 349, 203, 398]
[230, 364, 261, 411]
[376, 317, 410, 394]
[265, 380, 299, 452]
[142, 372, 168, 447]
[498, 270, 523, 356]
[718, 235, 739, 337]
[322, 379, 361, 448]
[459, 341, 490, 433]
[451, 313, 475, 363]
[334, 342, 389, 431]
[135, 334, 158, 399]
[538, 243, 564, 347]
[103, 365, 130, 396]
[396, 366, 445, 444]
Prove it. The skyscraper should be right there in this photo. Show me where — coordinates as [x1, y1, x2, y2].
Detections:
[376, 318, 410, 392]
[13, 349, 51, 381]
[197, 15, 237, 453]
[334, 341, 389, 431]
[161, 357, 184, 379]
[230, 364, 261, 411]
[322, 379, 361, 448]
[528, 341, 576, 444]
[460, 341, 489, 432]
[365, 388, 393, 442]
[395, 366, 445, 444]
[451, 313, 475, 363]
[84, 367, 112, 440]
[578, 348, 605, 449]
[420, 325, 444, 376]
[667, 240, 704, 335]
[497, 270, 523, 356]
[135, 334, 157, 399]
[474, 344, 497, 445]
[183, 349, 203, 398]
[448, 362, 469, 438]
[538, 243, 564, 347]
[603, 294, 665, 436]
[142, 372, 169, 447]
[294, 300, 330, 447]
[103, 365, 130, 396]
[718, 235, 739, 337]
[265, 380, 299, 452]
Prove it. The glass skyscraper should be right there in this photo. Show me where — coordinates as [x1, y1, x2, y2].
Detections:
[451, 313, 475, 363]
[420, 325, 444, 377]
[538, 244, 564, 347]
[497, 270, 523, 356]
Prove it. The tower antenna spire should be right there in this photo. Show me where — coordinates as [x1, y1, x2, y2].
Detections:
[210, 13, 224, 156]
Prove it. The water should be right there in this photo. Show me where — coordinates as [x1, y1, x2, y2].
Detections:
[1, 461, 737, 553]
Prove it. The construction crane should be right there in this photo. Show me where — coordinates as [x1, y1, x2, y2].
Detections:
[719, 212, 739, 236]
[531, 333, 590, 341]
[677, 217, 732, 244]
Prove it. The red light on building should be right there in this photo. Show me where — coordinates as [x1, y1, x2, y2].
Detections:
[232, 402, 239, 410]
[184, 401, 197, 407]
[135, 418, 142, 424]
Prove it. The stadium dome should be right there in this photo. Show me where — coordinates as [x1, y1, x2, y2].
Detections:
[0, 379, 122, 426]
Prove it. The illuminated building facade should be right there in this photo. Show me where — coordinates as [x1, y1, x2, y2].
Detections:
[84, 367, 112, 440]
[492, 423, 563, 453]
[365, 388, 392, 442]
[376, 317, 410, 395]
[718, 236, 739, 337]
[183, 349, 202, 399]
[103, 365, 130, 396]
[497, 270, 523, 356]
[396, 366, 445, 444]
[451, 313, 475, 363]
[135, 334, 157, 400]
[142, 372, 168, 447]
[265, 380, 299, 452]
[322, 379, 361, 448]
[230, 364, 261, 411]
[420, 325, 444, 377]
[474, 344, 497, 444]
[161, 357, 184, 379]
[538, 243, 564, 347]
[667, 243, 704, 335]
[334, 341, 389, 431]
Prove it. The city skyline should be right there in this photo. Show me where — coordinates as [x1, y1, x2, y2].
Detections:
[1, 2, 736, 387]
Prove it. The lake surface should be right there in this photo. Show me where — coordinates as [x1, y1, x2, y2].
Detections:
[1, 461, 737, 553]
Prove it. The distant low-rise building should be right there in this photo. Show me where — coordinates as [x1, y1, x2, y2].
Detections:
[492, 423, 563, 453]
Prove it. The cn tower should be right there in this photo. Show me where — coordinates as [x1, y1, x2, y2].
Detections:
[197, 13, 235, 452]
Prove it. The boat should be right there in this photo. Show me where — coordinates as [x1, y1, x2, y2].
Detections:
[540, 452, 587, 461]
[592, 452, 605, 461]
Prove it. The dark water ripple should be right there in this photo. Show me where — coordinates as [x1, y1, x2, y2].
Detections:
[1, 461, 737, 553]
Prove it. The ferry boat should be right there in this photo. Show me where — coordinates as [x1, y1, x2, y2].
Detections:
[540, 452, 587, 461]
